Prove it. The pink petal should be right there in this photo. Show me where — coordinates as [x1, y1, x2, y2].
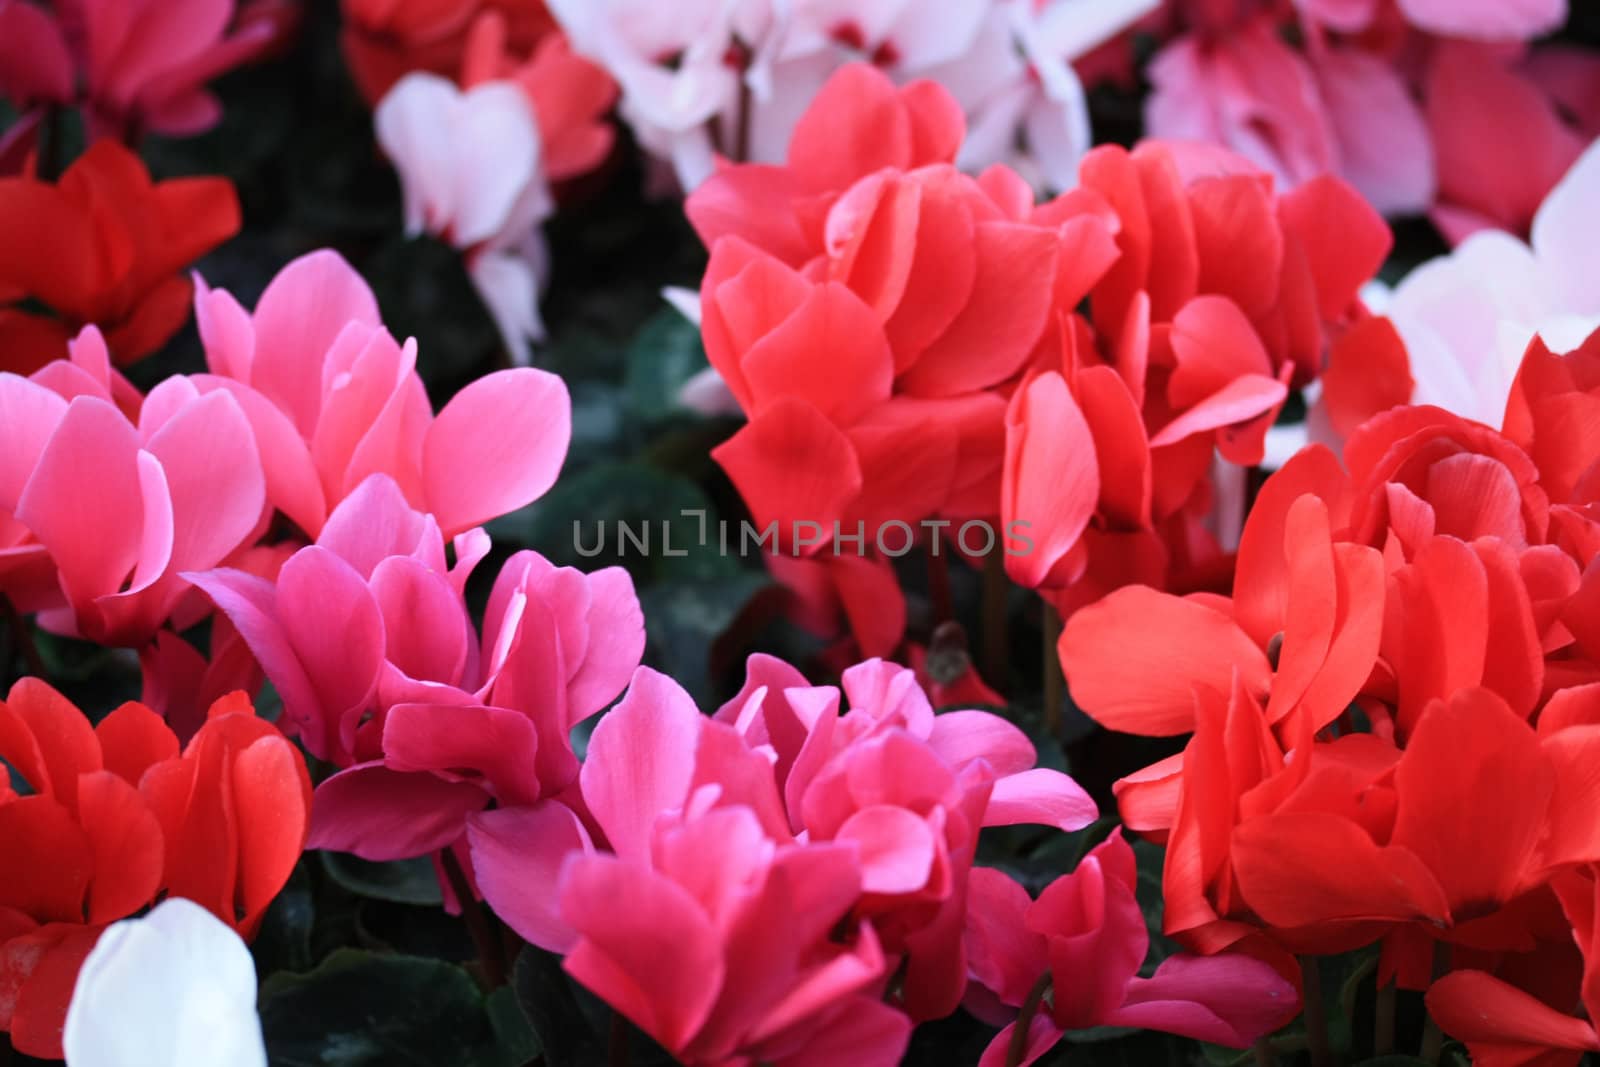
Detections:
[192, 377, 326, 537]
[423, 368, 571, 536]
[277, 546, 387, 761]
[1399, 0, 1565, 40]
[964, 866, 1049, 1006]
[1313, 47, 1435, 216]
[368, 557, 470, 688]
[467, 802, 593, 952]
[248, 250, 382, 435]
[383, 703, 542, 806]
[309, 763, 489, 861]
[565, 567, 645, 723]
[141, 389, 265, 574]
[0, 374, 67, 512]
[835, 805, 936, 895]
[579, 667, 703, 861]
[559, 854, 725, 1053]
[316, 474, 441, 578]
[1110, 953, 1298, 1047]
[984, 768, 1098, 832]
[926, 711, 1037, 777]
[14, 396, 142, 609]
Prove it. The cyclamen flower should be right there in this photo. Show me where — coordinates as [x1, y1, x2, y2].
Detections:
[1382, 136, 1600, 426]
[964, 831, 1297, 1065]
[377, 72, 555, 361]
[0, 140, 240, 374]
[1425, 42, 1599, 243]
[468, 656, 1097, 1039]
[548, 0, 1152, 190]
[0, 0, 285, 141]
[191, 473, 645, 863]
[191, 248, 572, 537]
[0, 327, 265, 647]
[1427, 869, 1600, 1066]
[373, 13, 616, 362]
[63, 898, 266, 1067]
[1146, 14, 1436, 216]
[1056, 323, 1600, 985]
[0, 681, 308, 1059]
[339, 0, 559, 104]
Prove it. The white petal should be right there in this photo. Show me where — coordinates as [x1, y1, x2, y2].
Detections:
[1531, 137, 1600, 318]
[64, 898, 265, 1067]
[470, 248, 547, 366]
[449, 82, 543, 248]
[374, 73, 460, 237]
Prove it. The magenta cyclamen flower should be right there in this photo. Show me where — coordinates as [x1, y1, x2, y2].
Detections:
[0, 0, 285, 140]
[964, 831, 1299, 1066]
[189, 476, 646, 855]
[464, 656, 1097, 1061]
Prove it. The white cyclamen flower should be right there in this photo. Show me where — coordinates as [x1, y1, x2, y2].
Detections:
[63, 898, 266, 1067]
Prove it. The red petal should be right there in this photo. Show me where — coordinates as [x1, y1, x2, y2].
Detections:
[712, 398, 863, 550]
[1276, 175, 1391, 320]
[897, 221, 1059, 397]
[1392, 688, 1552, 915]
[1058, 587, 1269, 736]
[1232, 811, 1451, 928]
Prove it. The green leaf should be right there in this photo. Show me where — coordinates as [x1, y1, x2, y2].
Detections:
[640, 572, 770, 706]
[622, 308, 709, 424]
[485, 986, 541, 1065]
[510, 947, 603, 1067]
[252, 862, 314, 975]
[320, 852, 444, 907]
[259, 950, 519, 1067]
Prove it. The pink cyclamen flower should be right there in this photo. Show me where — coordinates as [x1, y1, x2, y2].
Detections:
[191, 248, 571, 538]
[189, 475, 644, 809]
[1145, 16, 1434, 216]
[0, 326, 264, 647]
[558, 805, 912, 1065]
[468, 657, 1096, 1024]
[0, 0, 283, 140]
[375, 72, 555, 363]
[964, 831, 1299, 1066]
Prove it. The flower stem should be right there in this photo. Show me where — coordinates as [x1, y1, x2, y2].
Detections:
[1, 595, 45, 682]
[1006, 972, 1052, 1067]
[608, 1007, 631, 1067]
[1252, 1037, 1277, 1067]
[1301, 957, 1331, 1067]
[437, 847, 507, 988]
[926, 541, 954, 625]
[1419, 941, 1452, 1062]
[1041, 601, 1064, 736]
[982, 547, 1008, 685]
[1374, 977, 1396, 1056]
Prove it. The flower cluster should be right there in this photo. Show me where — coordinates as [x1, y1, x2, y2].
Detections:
[0, 0, 287, 143]
[5, 3, 1600, 1064]
[1146, 0, 1599, 233]
[545, 0, 1160, 192]
[462, 656, 1290, 1065]
[685, 62, 1400, 662]
[0, 141, 239, 375]
[0, 681, 308, 1058]
[1059, 321, 1600, 1064]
